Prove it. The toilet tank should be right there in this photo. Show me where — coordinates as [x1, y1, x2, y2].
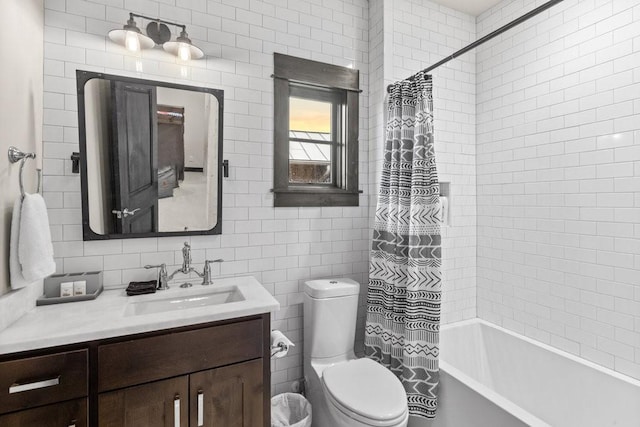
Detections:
[304, 278, 360, 359]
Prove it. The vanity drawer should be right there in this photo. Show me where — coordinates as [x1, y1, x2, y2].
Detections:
[0, 349, 88, 414]
[98, 318, 263, 392]
[0, 398, 87, 427]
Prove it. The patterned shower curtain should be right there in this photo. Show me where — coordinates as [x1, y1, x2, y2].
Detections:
[365, 73, 441, 419]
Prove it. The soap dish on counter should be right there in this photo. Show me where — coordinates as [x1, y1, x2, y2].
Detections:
[37, 271, 103, 306]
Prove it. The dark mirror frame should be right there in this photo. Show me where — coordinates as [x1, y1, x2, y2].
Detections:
[76, 70, 224, 240]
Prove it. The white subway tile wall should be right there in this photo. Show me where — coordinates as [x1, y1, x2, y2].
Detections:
[42, 0, 370, 394]
[378, 0, 478, 324]
[477, 0, 640, 380]
[357, 0, 384, 356]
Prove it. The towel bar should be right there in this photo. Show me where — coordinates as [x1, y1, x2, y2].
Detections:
[8, 146, 41, 198]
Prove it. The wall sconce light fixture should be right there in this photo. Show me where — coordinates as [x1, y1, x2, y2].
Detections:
[108, 13, 204, 60]
[108, 15, 154, 52]
[163, 28, 204, 61]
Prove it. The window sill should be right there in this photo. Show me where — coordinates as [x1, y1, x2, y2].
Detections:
[273, 188, 359, 207]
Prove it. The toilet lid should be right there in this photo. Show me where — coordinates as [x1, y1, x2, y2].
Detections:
[322, 358, 407, 422]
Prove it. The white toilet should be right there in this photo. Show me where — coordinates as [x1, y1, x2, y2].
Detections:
[303, 278, 409, 427]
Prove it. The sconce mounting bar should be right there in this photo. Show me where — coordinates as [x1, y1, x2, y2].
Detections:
[128, 12, 186, 31]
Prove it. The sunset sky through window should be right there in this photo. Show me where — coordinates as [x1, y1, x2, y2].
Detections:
[290, 97, 331, 133]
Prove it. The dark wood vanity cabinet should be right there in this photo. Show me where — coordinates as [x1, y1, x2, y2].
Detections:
[0, 314, 270, 427]
[97, 316, 267, 427]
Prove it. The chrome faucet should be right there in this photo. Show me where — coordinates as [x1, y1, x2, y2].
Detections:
[167, 242, 204, 282]
[183, 242, 191, 267]
[145, 242, 223, 290]
[178, 242, 198, 276]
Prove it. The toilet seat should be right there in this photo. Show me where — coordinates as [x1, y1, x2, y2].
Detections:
[322, 358, 408, 426]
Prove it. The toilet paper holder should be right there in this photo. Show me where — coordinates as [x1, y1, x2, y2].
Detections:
[271, 342, 290, 358]
[270, 330, 295, 359]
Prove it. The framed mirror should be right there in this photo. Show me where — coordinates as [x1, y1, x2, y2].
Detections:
[76, 70, 224, 240]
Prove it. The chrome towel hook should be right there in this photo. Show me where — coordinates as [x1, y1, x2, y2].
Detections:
[8, 146, 41, 198]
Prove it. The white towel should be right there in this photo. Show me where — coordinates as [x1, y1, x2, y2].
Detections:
[14, 194, 56, 285]
[9, 197, 31, 289]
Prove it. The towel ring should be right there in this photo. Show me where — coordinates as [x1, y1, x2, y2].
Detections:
[8, 146, 41, 198]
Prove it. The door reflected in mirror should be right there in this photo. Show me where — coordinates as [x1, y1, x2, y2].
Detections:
[78, 71, 223, 240]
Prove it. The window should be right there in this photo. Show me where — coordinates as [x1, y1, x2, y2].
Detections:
[273, 53, 359, 207]
[288, 88, 341, 186]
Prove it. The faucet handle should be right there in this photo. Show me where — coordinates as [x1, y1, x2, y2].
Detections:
[202, 259, 224, 286]
[144, 264, 169, 290]
[144, 263, 167, 272]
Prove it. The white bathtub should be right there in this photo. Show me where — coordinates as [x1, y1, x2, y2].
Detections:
[411, 319, 640, 427]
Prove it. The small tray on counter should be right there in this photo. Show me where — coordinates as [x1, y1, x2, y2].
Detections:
[37, 271, 103, 306]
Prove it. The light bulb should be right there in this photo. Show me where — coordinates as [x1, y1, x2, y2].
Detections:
[125, 31, 140, 52]
[177, 43, 191, 61]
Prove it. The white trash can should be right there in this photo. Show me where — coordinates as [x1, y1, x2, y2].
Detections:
[271, 392, 312, 427]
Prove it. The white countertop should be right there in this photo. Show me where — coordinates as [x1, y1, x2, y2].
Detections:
[0, 276, 279, 355]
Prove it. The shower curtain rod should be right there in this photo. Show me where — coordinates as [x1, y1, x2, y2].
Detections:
[387, 0, 565, 93]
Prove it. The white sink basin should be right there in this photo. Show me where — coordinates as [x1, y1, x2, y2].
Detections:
[125, 285, 245, 316]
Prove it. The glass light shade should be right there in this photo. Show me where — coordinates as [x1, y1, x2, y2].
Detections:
[163, 41, 204, 60]
[108, 29, 154, 52]
[163, 31, 204, 60]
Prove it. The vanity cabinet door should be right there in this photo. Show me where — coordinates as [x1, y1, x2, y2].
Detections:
[189, 359, 263, 427]
[98, 376, 188, 427]
[0, 398, 87, 427]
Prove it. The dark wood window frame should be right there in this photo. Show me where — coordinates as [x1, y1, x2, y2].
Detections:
[273, 53, 359, 207]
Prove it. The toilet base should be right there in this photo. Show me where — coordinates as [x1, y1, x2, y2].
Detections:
[304, 358, 408, 427]
[305, 363, 334, 427]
